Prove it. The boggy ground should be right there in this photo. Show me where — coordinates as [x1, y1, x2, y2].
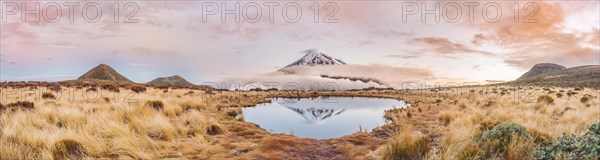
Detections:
[0, 82, 598, 159]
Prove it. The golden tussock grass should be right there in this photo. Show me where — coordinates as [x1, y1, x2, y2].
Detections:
[0, 83, 598, 159]
[383, 130, 430, 160]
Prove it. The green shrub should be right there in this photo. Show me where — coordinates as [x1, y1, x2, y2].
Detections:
[478, 122, 532, 158]
[533, 122, 600, 160]
[481, 122, 531, 144]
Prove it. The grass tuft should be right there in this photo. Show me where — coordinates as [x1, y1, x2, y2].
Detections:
[206, 125, 224, 135]
[382, 132, 430, 160]
[146, 100, 164, 111]
[51, 139, 88, 160]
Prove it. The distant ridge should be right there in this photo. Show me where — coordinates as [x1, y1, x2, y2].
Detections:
[517, 63, 566, 80]
[510, 64, 600, 88]
[147, 75, 195, 87]
[77, 64, 133, 83]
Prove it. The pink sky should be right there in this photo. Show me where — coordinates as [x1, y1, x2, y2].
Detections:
[1, 1, 599, 86]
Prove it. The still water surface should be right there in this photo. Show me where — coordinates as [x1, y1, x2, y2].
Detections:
[242, 97, 409, 139]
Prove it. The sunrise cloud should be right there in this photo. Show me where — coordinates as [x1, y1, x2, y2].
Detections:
[0, 1, 598, 83]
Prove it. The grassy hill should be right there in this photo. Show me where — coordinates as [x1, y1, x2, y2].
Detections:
[509, 65, 600, 88]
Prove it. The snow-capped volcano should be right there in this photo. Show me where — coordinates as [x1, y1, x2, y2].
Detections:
[285, 106, 346, 124]
[281, 49, 346, 70]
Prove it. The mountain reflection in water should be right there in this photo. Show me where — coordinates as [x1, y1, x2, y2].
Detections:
[242, 97, 409, 139]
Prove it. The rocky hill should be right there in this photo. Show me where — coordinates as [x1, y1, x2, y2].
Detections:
[147, 75, 195, 87]
[517, 63, 566, 80]
[511, 64, 600, 88]
[77, 64, 133, 83]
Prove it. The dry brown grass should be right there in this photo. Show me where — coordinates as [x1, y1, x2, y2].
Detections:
[383, 131, 430, 160]
[0, 83, 598, 159]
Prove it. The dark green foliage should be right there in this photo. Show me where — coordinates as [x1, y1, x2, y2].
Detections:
[480, 122, 531, 146]
[465, 122, 533, 159]
[533, 122, 600, 160]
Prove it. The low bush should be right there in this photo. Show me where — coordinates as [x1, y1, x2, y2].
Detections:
[480, 122, 531, 145]
[473, 122, 534, 159]
[533, 122, 600, 160]
[101, 85, 119, 93]
[42, 92, 56, 99]
[6, 101, 35, 110]
[146, 100, 164, 111]
[184, 91, 194, 96]
[49, 85, 61, 92]
[85, 88, 98, 92]
[249, 88, 263, 91]
[580, 96, 590, 104]
[130, 86, 146, 93]
[537, 95, 554, 105]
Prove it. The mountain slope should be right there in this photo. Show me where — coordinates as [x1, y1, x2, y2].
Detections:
[517, 63, 566, 80]
[77, 64, 132, 82]
[280, 49, 346, 70]
[511, 65, 600, 88]
[147, 75, 195, 87]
